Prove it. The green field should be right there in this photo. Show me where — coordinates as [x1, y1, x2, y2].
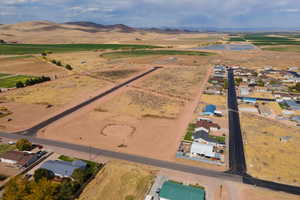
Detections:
[0, 44, 161, 55]
[102, 50, 215, 59]
[0, 73, 10, 78]
[263, 45, 300, 52]
[228, 33, 300, 46]
[0, 75, 35, 88]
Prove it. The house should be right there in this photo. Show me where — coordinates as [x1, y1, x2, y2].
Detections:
[190, 142, 216, 158]
[202, 104, 216, 116]
[291, 115, 300, 123]
[192, 131, 223, 146]
[255, 86, 267, 93]
[0, 151, 39, 167]
[284, 100, 300, 110]
[40, 159, 87, 178]
[239, 86, 250, 96]
[196, 120, 220, 131]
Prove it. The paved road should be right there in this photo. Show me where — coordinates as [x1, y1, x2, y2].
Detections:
[227, 68, 247, 175]
[0, 131, 241, 182]
[15, 67, 161, 136]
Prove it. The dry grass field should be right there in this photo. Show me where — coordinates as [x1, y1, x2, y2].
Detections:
[96, 89, 184, 119]
[0, 75, 110, 106]
[241, 113, 300, 186]
[138, 66, 208, 99]
[79, 161, 155, 200]
[0, 56, 67, 76]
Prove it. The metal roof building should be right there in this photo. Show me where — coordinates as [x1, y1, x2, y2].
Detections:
[159, 181, 205, 200]
[40, 160, 87, 178]
[190, 142, 216, 158]
[202, 104, 216, 116]
[284, 100, 300, 110]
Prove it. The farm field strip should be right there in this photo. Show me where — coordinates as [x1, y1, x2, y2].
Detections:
[0, 44, 161, 55]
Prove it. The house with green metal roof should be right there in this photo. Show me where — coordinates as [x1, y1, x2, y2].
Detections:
[159, 181, 205, 200]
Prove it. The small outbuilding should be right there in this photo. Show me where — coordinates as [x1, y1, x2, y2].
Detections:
[202, 104, 216, 116]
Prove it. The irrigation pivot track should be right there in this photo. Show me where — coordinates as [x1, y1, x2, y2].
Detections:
[227, 68, 247, 175]
[16, 66, 161, 136]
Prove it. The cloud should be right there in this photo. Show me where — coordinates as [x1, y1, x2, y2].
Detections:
[1, 0, 300, 28]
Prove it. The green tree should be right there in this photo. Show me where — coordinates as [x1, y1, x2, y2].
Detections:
[34, 168, 55, 183]
[56, 61, 62, 66]
[16, 81, 24, 88]
[223, 79, 228, 89]
[65, 64, 73, 70]
[3, 176, 30, 200]
[56, 180, 78, 200]
[71, 168, 87, 184]
[16, 138, 32, 151]
[257, 79, 265, 87]
[24, 178, 58, 200]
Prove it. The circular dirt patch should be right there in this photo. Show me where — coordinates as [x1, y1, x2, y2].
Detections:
[101, 124, 136, 137]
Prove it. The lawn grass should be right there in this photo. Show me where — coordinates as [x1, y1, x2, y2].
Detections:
[101, 50, 215, 59]
[0, 44, 161, 55]
[0, 144, 16, 154]
[184, 123, 196, 141]
[0, 75, 35, 88]
[0, 55, 34, 60]
[58, 155, 75, 162]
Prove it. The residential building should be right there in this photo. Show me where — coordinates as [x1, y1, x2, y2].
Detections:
[0, 151, 39, 167]
[284, 100, 300, 110]
[40, 160, 87, 178]
[196, 120, 220, 131]
[190, 142, 216, 158]
[192, 131, 223, 146]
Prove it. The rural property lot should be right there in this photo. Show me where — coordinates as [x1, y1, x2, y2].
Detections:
[79, 161, 155, 200]
[35, 63, 211, 163]
[0, 56, 67, 77]
[241, 113, 300, 187]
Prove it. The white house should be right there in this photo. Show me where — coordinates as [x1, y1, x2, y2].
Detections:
[190, 142, 216, 158]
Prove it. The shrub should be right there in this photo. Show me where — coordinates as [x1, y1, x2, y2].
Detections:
[16, 81, 25, 88]
[65, 64, 73, 70]
[34, 168, 54, 182]
[56, 61, 62, 66]
[16, 138, 32, 151]
[51, 59, 57, 64]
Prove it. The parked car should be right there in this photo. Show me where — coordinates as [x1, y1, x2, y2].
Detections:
[8, 141, 15, 145]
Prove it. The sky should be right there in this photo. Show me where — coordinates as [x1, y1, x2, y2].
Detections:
[1, 0, 300, 29]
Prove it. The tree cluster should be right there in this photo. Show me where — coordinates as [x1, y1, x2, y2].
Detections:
[51, 60, 73, 71]
[16, 76, 51, 88]
[16, 138, 32, 151]
[3, 174, 79, 200]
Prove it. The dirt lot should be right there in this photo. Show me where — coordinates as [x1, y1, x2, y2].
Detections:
[97, 89, 184, 119]
[241, 113, 300, 186]
[0, 56, 67, 77]
[138, 65, 208, 99]
[79, 161, 155, 200]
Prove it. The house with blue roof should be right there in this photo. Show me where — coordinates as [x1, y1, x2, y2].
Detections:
[202, 104, 216, 116]
[241, 97, 257, 104]
[39, 159, 87, 178]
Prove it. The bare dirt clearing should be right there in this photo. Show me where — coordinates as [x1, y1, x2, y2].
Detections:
[137, 65, 208, 99]
[97, 89, 184, 119]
